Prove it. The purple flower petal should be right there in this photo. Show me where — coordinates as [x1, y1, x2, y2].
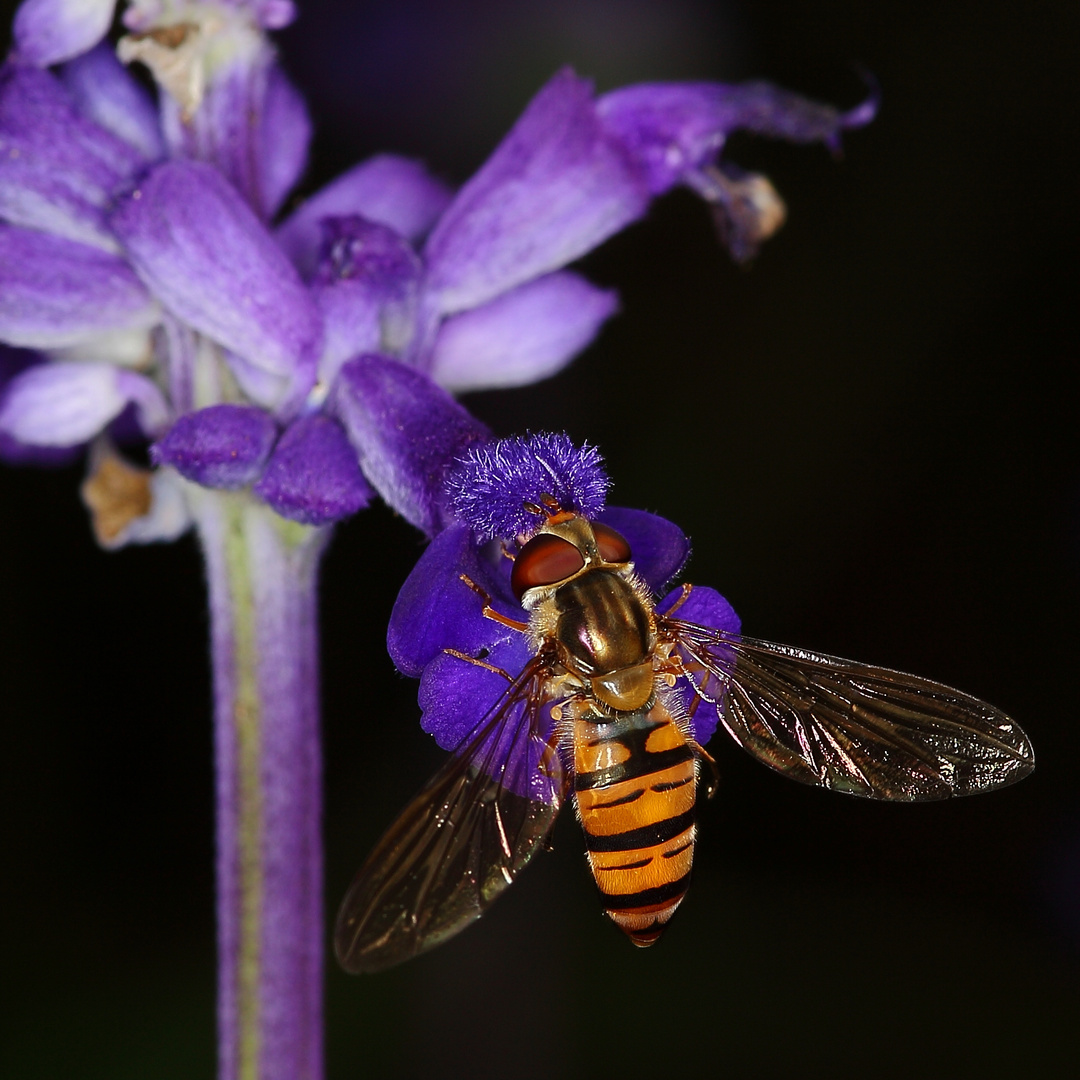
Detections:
[258, 65, 312, 219]
[332, 354, 489, 535]
[13, 0, 116, 68]
[150, 404, 278, 489]
[417, 633, 537, 751]
[427, 271, 618, 393]
[306, 216, 424, 385]
[597, 80, 876, 196]
[0, 64, 145, 247]
[595, 506, 690, 595]
[110, 160, 321, 411]
[251, 0, 297, 29]
[253, 414, 373, 525]
[416, 632, 558, 803]
[276, 155, 453, 279]
[59, 42, 165, 162]
[422, 69, 649, 316]
[387, 523, 522, 678]
[0, 360, 167, 445]
[154, 48, 306, 220]
[0, 224, 157, 348]
[656, 584, 741, 745]
[0, 345, 82, 463]
[311, 280, 380, 387]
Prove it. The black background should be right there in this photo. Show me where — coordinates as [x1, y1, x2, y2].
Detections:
[1, 2, 1078, 1077]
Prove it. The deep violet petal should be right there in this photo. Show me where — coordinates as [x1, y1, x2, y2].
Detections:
[151, 404, 278, 489]
[253, 414, 373, 525]
[332, 354, 489, 536]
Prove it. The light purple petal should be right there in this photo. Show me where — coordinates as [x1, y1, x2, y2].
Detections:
[596, 507, 690, 595]
[0, 345, 82, 463]
[275, 154, 453, 279]
[151, 404, 278, 489]
[0, 360, 165, 445]
[387, 523, 523, 678]
[597, 80, 876, 195]
[160, 49, 300, 221]
[422, 69, 649, 317]
[110, 160, 321, 408]
[428, 271, 618, 392]
[312, 216, 421, 362]
[222, 348, 297, 413]
[332, 354, 489, 535]
[59, 42, 164, 161]
[252, 0, 297, 29]
[312, 280, 380, 387]
[0, 64, 145, 247]
[13, 0, 116, 67]
[0, 224, 157, 349]
[253, 413, 373, 525]
[656, 584, 741, 745]
[259, 65, 312, 219]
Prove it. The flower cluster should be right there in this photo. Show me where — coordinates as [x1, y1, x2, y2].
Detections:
[0, 3, 872, 1077]
[0, 0, 873, 547]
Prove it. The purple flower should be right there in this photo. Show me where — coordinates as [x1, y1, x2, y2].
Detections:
[388, 433, 739, 763]
[0, 3, 873, 1078]
[0, 20, 872, 537]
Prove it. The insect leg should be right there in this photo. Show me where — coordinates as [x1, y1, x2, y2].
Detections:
[661, 583, 695, 618]
[442, 647, 516, 683]
[459, 573, 530, 632]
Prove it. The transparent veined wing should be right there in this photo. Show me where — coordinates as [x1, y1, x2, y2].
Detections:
[334, 658, 567, 973]
[660, 616, 1034, 800]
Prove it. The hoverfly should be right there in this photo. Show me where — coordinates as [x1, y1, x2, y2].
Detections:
[335, 499, 1034, 973]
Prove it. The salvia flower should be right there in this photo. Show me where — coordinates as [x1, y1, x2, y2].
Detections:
[389, 432, 741, 767]
[0, 2, 873, 1078]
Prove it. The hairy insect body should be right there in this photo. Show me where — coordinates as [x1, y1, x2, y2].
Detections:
[550, 570, 656, 712]
[573, 704, 698, 944]
[534, 559, 697, 945]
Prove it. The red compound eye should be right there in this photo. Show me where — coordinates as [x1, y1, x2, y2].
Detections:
[592, 522, 632, 564]
[511, 534, 585, 600]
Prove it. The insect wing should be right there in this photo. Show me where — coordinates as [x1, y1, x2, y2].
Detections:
[661, 617, 1034, 800]
[334, 659, 566, 973]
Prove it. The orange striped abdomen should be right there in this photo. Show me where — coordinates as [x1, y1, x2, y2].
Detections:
[573, 702, 698, 946]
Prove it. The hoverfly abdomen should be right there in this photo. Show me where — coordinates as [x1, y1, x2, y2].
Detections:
[573, 704, 698, 946]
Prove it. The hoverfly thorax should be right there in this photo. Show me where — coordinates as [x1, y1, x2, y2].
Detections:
[512, 510, 656, 714]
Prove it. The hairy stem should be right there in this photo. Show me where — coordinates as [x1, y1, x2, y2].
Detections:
[193, 488, 330, 1080]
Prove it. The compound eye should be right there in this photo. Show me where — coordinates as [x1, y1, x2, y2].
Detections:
[511, 534, 585, 600]
[592, 522, 632, 564]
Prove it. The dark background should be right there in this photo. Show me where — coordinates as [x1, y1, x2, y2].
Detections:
[2, 1, 1078, 1077]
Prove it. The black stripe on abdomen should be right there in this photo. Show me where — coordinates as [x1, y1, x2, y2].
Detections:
[584, 808, 696, 853]
[601, 872, 692, 909]
[574, 716, 694, 792]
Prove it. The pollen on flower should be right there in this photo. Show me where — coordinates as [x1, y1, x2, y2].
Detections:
[445, 433, 609, 542]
